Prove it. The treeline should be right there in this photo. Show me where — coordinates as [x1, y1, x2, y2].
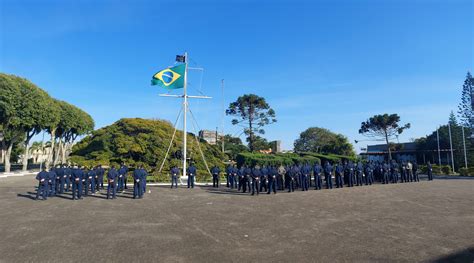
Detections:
[0, 73, 94, 172]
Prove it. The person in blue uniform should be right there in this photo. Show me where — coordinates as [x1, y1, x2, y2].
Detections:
[93, 166, 100, 192]
[267, 166, 277, 194]
[211, 165, 220, 188]
[48, 167, 57, 197]
[71, 166, 83, 200]
[96, 165, 105, 190]
[187, 163, 196, 189]
[140, 166, 148, 194]
[260, 166, 268, 193]
[242, 165, 251, 193]
[232, 165, 239, 189]
[54, 165, 64, 194]
[313, 163, 322, 190]
[324, 161, 333, 189]
[87, 167, 96, 195]
[251, 166, 261, 195]
[413, 162, 420, 182]
[170, 165, 179, 189]
[427, 162, 433, 180]
[346, 162, 354, 187]
[301, 163, 310, 191]
[35, 167, 49, 200]
[382, 162, 389, 184]
[335, 162, 344, 188]
[287, 167, 296, 192]
[82, 167, 90, 197]
[355, 162, 363, 186]
[365, 162, 373, 185]
[226, 164, 233, 188]
[64, 165, 72, 192]
[133, 166, 144, 198]
[107, 166, 118, 199]
[117, 163, 128, 192]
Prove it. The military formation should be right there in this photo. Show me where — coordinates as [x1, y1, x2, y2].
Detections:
[213, 160, 431, 195]
[35, 163, 148, 200]
[36, 159, 434, 200]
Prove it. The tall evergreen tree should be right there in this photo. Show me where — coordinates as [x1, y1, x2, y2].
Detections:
[457, 72, 474, 127]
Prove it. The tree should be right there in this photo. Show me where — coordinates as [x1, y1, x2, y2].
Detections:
[12, 77, 55, 171]
[221, 134, 248, 161]
[294, 127, 355, 156]
[251, 136, 272, 152]
[0, 74, 29, 172]
[457, 72, 474, 127]
[359, 114, 410, 160]
[416, 115, 468, 171]
[226, 94, 276, 151]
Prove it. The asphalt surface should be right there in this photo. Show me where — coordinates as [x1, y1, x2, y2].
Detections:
[0, 175, 473, 263]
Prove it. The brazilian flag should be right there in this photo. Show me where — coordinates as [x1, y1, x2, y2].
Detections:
[151, 64, 185, 89]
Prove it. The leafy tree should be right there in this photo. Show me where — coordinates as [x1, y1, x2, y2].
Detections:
[226, 94, 276, 151]
[11, 77, 56, 171]
[359, 114, 410, 160]
[0, 74, 32, 172]
[457, 72, 474, 127]
[294, 127, 355, 156]
[251, 136, 272, 152]
[53, 101, 94, 165]
[221, 134, 248, 161]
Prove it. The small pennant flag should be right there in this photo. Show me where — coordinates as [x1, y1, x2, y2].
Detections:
[151, 64, 185, 89]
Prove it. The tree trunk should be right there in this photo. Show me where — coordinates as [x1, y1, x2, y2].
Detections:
[47, 128, 56, 169]
[61, 142, 68, 164]
[0, 140, 5, 164]
[22, 140, 29, 171]
[4, 142, 13, 173]
[384, 130, 392, 161]
[54, 139, 62, 166]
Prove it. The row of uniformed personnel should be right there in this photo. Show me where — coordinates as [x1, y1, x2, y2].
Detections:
[35, 164, 148, 200]
[168, 160, 432, 195]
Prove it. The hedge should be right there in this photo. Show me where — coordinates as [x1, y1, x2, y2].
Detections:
[458, 167, 474, 176]
[235, 152, 356, 167]
[419, 165, 453, 175]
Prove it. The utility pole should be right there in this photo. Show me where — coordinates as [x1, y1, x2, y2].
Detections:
[437, 127, 441, 166]
[462, 126, 468, 168]
[448, 123, 455, 173]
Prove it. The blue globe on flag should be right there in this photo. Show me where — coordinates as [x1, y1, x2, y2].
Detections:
[162, 72, 174, 84]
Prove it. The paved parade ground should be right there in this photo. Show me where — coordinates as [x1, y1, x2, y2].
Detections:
[0, 174, 473, 263]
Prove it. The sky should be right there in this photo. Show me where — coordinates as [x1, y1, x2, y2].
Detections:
[1, 0, 473, 152]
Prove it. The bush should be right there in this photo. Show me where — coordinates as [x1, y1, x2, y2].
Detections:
[458, 167, 474, 176]
[419, 165, 453, 175]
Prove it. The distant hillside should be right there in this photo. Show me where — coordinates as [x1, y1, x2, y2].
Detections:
[70, 118, 226, 176]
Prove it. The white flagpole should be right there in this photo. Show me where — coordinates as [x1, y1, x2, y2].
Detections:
[221, 79, 225, 153]
[183, 52, 188, 178]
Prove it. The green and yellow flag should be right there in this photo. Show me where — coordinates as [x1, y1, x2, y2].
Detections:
[151, 64, 185, 89]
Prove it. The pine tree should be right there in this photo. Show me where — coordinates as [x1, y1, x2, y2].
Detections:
[457, 72, 474, 127]
[449, 111, 458, 126]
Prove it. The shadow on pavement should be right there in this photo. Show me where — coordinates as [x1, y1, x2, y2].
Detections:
[17, 193, 36, 200]
[431, 247, 474, 263]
